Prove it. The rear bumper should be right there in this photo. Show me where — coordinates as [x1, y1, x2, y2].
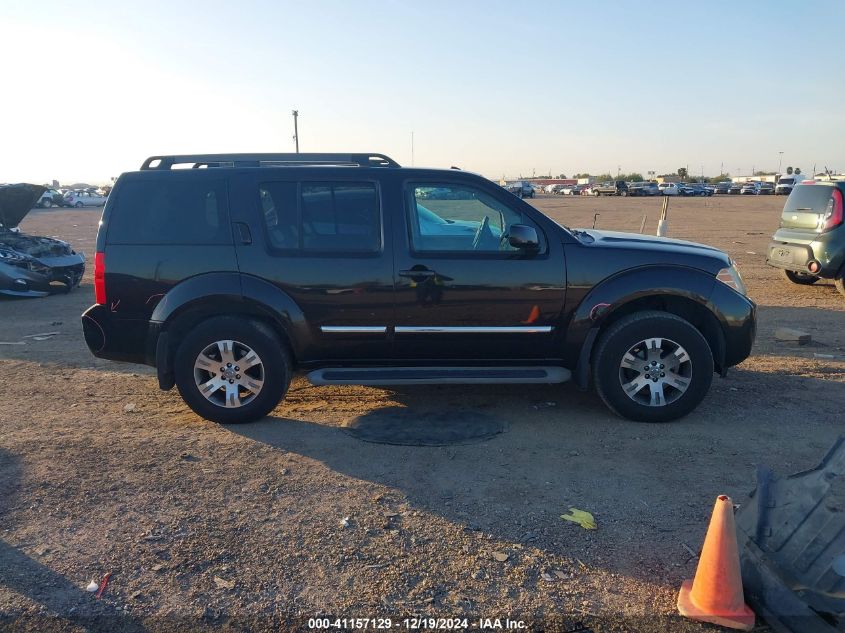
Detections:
[81, 303, 150, 364]
[766, 233, 842, 278]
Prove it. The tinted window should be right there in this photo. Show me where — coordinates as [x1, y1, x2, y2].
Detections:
[259, 181, 299, 249]
[259, 181, 380, 253]
[785, 185, 834, 213]
[109, 179, 229, 245]
[407, 183, 541, 253]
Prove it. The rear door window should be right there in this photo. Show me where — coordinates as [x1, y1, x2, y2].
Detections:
[108, 178, 230, 244]
[259, 181, 381, 253]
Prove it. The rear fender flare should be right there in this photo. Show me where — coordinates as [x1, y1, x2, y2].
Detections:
[149, 273, 311, 388]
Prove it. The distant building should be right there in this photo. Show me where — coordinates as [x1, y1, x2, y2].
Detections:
[655, 175, 681, 184]
[731, 175, 778, 184]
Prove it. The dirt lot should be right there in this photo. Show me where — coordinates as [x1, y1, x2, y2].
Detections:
[1, 195, 843, 632]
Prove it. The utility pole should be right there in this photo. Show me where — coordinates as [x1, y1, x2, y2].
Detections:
[292, 110, 299, 153]
[778, 151, 784, 174]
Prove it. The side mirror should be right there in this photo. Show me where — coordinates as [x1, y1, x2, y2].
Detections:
[507, 224, 539, 249]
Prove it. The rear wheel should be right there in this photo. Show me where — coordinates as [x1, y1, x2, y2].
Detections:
[782, 269, 819, 285]
[74, 201, 83, 208]
[174, 316, 291, 424]
[593, 311, 713, 422]
[42, 199, 52, 208]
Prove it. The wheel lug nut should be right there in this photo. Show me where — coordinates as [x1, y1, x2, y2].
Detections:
[220, 367, 225, 372]
[235, 366, 239, 371]
[236, 374, 240, 379]
[660, 372, 665, 377]
[227, 363, 232, 367]
[229, 379, 234, 384]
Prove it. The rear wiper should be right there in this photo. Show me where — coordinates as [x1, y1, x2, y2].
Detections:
[795, 207, 813, 210]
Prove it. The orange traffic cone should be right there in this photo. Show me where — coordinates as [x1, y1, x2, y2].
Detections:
[677, 495, 755, 630]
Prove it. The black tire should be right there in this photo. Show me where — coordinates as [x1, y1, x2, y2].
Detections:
[174, 316, 291, 424]
[74, 201, 83, 208]
[592, 311, 713, 423]
[782, 269, 819, 285]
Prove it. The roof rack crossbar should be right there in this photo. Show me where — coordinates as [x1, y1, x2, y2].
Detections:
[140, 153, 400, 170]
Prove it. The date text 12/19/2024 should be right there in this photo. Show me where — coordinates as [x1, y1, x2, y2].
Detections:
[308, 617, 528, 630]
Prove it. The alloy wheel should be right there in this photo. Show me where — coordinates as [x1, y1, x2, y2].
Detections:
[193, 339, 264, 408]
[618, 337, 692, 407]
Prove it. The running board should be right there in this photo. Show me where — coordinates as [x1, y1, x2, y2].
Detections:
[306, 366, 571, 386]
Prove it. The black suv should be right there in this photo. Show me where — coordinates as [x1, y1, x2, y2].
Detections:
[82, 153, 756, 424]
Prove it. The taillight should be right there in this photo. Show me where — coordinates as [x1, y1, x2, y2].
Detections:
[94, 252, 106, 304]
[822, 189, 844, 232]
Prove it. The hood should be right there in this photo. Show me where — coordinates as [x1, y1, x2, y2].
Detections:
[0, 183, 45, 228]
[574, 229, 730, 271]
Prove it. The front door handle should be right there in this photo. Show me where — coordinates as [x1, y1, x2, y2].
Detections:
[234, 222, 252, 245]
[399, 269, 435, 279]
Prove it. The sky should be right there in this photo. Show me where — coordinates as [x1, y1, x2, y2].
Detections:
[1, 0, 844, 184]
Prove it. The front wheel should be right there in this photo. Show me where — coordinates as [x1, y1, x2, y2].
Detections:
[593, 311, 713, 422]
[174, 316, 291, 424]
[782, 269, 819, 285]
[620, 190, 628, 197]
[42, 199, 52, 208]
[74, 201, 83, 208]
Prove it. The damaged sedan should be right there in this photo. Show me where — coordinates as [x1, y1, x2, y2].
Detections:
[0, 183, 85, 297]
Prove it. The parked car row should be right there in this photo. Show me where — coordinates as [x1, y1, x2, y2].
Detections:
[522, 179, 783, 198]
[36, 188, 108, 208]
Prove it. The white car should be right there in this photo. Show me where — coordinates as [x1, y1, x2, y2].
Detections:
[64, 191, 108, 207]
[658, 182, 681, 196]
[36, 188, 63, 208]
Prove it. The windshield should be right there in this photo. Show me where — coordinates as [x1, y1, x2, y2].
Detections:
[778, 178, 794, 185]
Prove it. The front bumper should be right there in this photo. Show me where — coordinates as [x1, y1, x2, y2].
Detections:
[710, 282, 756, 368]
[0, 253, 85, 297]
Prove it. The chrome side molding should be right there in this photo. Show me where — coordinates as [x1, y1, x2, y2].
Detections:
[394, 326, 553, 334]
[320, 326, 388, 333]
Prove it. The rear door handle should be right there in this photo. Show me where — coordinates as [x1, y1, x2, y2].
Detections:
[399, 269, 435, 278]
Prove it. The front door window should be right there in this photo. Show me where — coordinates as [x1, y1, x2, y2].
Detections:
[407, 184, 542, 254]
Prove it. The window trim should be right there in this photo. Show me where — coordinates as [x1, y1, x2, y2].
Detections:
[402, 180, 547, 259]
[258, 178, 385, 257]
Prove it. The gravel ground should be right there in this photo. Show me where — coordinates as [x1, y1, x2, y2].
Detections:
[0, 194, 842, 632]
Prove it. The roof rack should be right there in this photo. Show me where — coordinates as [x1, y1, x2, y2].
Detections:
[140, 153, 400, 170]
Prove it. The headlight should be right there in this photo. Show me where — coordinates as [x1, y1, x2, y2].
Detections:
[0, 249, 24, 262]
[716, 261, 747, 295]
[0, 249, 33, 270]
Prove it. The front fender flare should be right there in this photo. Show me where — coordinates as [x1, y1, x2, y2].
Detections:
[567, 266, 719, 387]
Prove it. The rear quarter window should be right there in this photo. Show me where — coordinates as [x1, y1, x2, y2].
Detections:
[107, 178, 230, 245]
